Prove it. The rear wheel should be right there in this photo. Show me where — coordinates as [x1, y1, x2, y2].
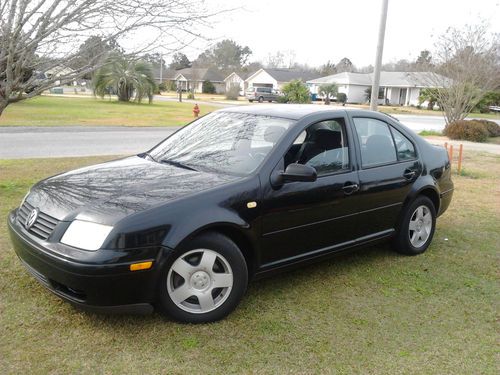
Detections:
[158, 232, 248, 323]
[393, 196, 436, 255]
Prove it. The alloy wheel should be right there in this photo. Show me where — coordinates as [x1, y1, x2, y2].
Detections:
[408, 205, 433, 248]
[167, 249, 233, 314]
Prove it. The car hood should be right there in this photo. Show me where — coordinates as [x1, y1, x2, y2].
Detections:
[26, 156, 238, 224]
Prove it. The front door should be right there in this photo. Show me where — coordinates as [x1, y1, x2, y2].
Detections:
[259, 117, 361, 268]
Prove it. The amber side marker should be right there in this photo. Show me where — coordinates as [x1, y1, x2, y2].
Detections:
[130, 261, 153, 271]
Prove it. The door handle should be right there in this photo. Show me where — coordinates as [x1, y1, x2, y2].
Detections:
[342, 182, 359, 195]
[403, 169, 416, 180]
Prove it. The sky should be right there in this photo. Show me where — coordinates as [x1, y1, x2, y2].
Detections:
[175, 0, 500, 68]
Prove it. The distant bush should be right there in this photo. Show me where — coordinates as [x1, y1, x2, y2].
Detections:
[474, 119, 500, 137]
[281, 80, 310, 104]
[225, 84, 240, 100]
[276, 95, 289, 103]
[202, 80, 216, 94]
[443, 120, 489, 143]
[336, 92, 347, 105]
[165, 81, 177, 91]
[158, 82, 167, 92]
[187, 91, 195, 100]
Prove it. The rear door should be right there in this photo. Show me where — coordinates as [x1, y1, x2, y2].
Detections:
[260, 116, 361, 267]
[350, 116, 421, 237]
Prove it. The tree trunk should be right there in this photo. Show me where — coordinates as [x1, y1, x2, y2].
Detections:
[0, 99, 9, 117]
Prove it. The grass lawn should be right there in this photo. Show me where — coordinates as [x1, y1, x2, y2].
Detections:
[0, 96, 219, 127]
[0, 152, 498, 373]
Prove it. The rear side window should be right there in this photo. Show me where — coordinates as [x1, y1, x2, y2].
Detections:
[353, 117, 397, 168]
[390, 127, 416, 161]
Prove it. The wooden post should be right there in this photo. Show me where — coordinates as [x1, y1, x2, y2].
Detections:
[457, 144, 463, 175]
[449, 144, 454, 167]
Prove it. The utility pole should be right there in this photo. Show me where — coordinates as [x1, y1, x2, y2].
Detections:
[370, 0, 389, 111]
[159, 54, 163, 84]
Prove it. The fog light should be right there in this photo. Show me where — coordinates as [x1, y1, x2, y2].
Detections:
[130, 261, 153, 271]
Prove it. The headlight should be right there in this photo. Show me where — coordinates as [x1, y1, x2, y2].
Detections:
[61, 220, 113, 251]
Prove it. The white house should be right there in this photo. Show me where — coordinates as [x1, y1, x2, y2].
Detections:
[223, 71, 255, 95]
[243, 68, 321, 91]
[171, 68, 225, 93]
[307, 71, 444, 106]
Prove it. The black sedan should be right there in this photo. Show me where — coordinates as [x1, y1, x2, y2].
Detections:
[8, 105, 453, 323]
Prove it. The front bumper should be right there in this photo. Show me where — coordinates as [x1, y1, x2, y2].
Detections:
[8, 210, 170, 314]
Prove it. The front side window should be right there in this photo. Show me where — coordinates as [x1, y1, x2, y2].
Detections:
[149, 112, 294, 176]
[353, 117, 397, 168]
[285, 119, 350, 176]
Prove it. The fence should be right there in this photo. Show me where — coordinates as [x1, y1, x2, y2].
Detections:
[444, 142, 463, 175]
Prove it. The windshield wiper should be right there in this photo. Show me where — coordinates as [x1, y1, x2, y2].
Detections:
[160, 159, 197, 171]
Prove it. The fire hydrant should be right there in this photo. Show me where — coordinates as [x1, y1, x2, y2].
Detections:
[193, 104, 200, 118]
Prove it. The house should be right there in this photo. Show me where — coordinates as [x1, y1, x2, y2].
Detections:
[223, 71, 256, 95]
[243, 68, 321, 91]
[307, 71, 444, 106]
[171, 68, 225, 93]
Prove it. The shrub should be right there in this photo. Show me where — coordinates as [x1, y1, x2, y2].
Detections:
[474, 119, 500, 137]
[281, 80, 310, 104]
[158, 82, 167, 92]
[225, 84, 240, 100]
[443, 120, 489, 143]
[337, 92, 347, 105]
[276, 95, 289, 103]
[187, 91, 195, 100]
[202, 80, 216, 94]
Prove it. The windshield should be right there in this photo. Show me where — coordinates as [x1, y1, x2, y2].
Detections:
[148, 112, 294, 176]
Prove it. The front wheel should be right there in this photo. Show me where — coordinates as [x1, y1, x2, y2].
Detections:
[158, 232, 248, 323]
[393, 196, 436, 255]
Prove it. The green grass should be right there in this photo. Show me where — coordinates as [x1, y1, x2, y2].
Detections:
[418, 130, 442, 136]
[0, 96, 219, 127]
[1, 153, 499, 374]
[486, 137, 500, 145]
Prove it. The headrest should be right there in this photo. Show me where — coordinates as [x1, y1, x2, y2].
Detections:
[366, 134, 393, 149]
[311, 129, 342, 150]
[264, 126, 286, 143]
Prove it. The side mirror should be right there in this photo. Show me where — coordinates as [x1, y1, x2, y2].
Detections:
[281, 163, 317, 183]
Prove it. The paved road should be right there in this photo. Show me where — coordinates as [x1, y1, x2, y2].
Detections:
[1, 114, 499, 159]
[0, 126, 179, 159]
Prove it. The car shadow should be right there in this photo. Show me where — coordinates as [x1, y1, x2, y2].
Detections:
[81, 242, 400, 326]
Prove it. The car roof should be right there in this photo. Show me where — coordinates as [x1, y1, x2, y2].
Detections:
[217, 104, 377, 121]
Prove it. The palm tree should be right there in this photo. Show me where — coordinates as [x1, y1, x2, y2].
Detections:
[94, 55, 157, 103]
[319, 83, 338, 105]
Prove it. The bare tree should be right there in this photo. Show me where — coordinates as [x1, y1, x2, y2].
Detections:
[265, 50, 296, 69]
[424, 24, 500, 124]
[0, 0, 229, 116]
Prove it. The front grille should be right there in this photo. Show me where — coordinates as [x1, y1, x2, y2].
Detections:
[17, 201, 59, 240]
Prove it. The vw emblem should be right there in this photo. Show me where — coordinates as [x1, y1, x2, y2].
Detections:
[25, 208, 39, 229]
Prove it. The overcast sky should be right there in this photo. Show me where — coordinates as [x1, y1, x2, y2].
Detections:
[177, 0, 500, 68]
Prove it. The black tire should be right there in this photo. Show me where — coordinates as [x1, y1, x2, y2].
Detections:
[393, 195, 436, 255]
[258, 96, 264, 103]
[158, 232, 248, 323]
[249, 99, 253, 102]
